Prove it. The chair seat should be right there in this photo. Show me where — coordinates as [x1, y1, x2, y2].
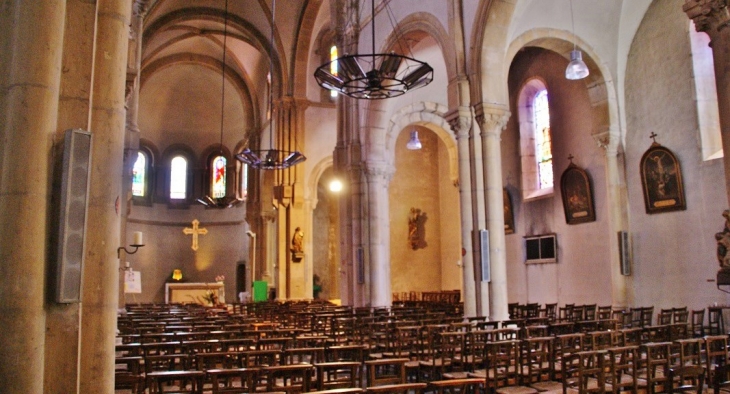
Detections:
[530, 381, 563, 392]
[442, 371, 470, 380]
[495, 385, 539, 394]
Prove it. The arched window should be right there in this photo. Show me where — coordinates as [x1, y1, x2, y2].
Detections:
[211, 155, 227, 198]
[239, 163, 248, 201]
[534, 89, 553, 189]
[518, 78, 554, 200]
[689, 21, 722, 160]
[132, 151, 147, 197]
[329, 45, 339, 99]
[170, 155, 188, 200]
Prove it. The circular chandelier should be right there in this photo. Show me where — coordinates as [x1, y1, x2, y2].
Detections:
[235, 0, 306, 170]
[314, 0, 433, 100]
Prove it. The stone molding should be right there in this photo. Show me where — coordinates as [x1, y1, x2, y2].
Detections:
[445, 107, 473, 139]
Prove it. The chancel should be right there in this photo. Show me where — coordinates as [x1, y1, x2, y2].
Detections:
[5, 0, 730, 393]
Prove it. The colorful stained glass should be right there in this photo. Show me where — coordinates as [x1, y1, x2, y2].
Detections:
[212, 155, 226, 198]
[534, 89, 553, 189]
[240, 163, 248, 200]
[330, 45, 338, 98]
[132, 151, 146, 197]
[170, 156, 187, 199]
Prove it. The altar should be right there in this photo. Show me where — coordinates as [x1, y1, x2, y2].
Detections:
[165, 282, 225, 304]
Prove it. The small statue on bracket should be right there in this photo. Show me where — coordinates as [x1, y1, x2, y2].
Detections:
[291, 226, 304, 262]
[408, 208, 427, 250]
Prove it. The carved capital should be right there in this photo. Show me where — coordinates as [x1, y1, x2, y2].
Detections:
[684, 0, 730, 35]
[592, 129, 619, 155]
[473, 103, 511, 137]
[133, 0, 150, 18]
[445, 107, 472, 139]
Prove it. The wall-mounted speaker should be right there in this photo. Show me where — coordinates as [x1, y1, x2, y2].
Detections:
[618, 230, 631, 276]
[480, 229, 491, 282]
[54, 129, 92, 303]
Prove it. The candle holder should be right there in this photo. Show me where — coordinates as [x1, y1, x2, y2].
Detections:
[117, 243, 144, 259]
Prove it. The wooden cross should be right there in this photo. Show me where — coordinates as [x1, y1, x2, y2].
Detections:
[650, 132, 658, 143]
[183, 219, 208, 251]
[568, 154, 574, 164]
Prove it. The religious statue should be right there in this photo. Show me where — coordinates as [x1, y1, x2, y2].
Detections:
[408, 208, 422, 250]
[716, 210, 730, 268]
[291, 227, 304, 254]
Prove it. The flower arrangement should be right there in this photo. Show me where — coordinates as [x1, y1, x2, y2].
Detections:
[215, 275, 225, 282]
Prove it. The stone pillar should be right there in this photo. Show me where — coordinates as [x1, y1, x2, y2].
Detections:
[593, 130, 630, 307]
[0, 2, 66, 393]
[446, 108, 477, 317]
[475, 103, 511, 321]
[365, 163, 394, 307]
[44, 0, 97, 392]
[685, 0, 730, 205]
[78, 0, 131, 392]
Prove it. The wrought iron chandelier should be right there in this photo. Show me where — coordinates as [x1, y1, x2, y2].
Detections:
[314, 0, 433, 100]
[236, 0, 306, 170]
[197, 0, 243, 208]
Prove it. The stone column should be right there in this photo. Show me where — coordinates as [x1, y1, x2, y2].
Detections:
[78, 0, 131, 392]
[593, 129, 630, 307]
[0, 2, 66, 393]
[365, 163, 394, 307]
[685, 0, 730, 205]
[475, 103, 511, 321]
[446, 108, 477, 317]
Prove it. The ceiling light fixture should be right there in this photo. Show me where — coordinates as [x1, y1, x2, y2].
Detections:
[406, 129, 422, 150]
[565, 0, 589, 80]
[236, 0, 306, 170]
[198, 0, 243, 208]
[314, 0, 433, 100]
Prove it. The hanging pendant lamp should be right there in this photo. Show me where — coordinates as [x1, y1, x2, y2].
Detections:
[406, 129, 422, 150]
[198, 0, 243, 208]
[314, 0, 433, 100]
[565, 0, 589, 80]
[236, 0, 306, 170]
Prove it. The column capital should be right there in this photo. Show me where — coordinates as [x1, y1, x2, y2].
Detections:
[473, 103, 511, 137]
[684, 0, 730, 35]
[445, 107, 473, 139]
[591, 129, 620, 155]
[133, 0, 150, 18]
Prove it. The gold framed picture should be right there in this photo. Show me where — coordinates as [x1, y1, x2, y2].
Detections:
[640, 143, 686, 214]
[560, 163, 596, 224]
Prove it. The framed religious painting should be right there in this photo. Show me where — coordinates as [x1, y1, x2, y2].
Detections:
[503, 188, 515, 234]
[640, 142, 686, 214]
[560, 162, 596, 224]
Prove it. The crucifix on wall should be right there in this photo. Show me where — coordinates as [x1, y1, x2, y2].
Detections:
[183, 219, 208, 251]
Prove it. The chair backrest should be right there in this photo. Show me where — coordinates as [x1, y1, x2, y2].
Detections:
[364, 358, 408, 387]
[691, 309, 705, 337]
[713, 363, 730, 394]
[667, 365, 705, 394]
[562, 350, 607, 394]
[428, 378, 485, 394]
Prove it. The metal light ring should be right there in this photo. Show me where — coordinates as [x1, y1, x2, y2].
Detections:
[235, 149, 306, 170]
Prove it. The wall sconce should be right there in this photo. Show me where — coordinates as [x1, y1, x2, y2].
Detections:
[117, 231, 145, 258]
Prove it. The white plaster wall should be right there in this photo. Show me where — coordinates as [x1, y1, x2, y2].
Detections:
[624, 0, 728, 311]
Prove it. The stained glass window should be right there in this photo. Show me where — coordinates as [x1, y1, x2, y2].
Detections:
[170, 155, 187, 200]
[330, 45, 338, 98]
[132, 151, 146, 197]
[534, 89, 553, 189]
[212, 155, 226, 198]
[240, 163, 248, 201]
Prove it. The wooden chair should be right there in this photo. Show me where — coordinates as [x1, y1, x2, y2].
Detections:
[554, 334, 585, 381]
[597, 306, 613, 321]
[310, 389, 364, 394]
[146, 370, 205, 394]
[707, 308, 725, 336]
[314, 361, 362, 391]
[675, 338, 703, 367]
[365, 358, 408, 387]
[690, 310, 705, 338]
[666, 365, 705, 394]
[704, 335, 729, 385]
[519, 337, 560, 392]
[283, 347, 325, 365]
[561, 350, 607, 394]
[713, 363, 730, 394]
[606, 345, 639, 394]
[674, 308, 689, 324]
[207, 367, 260, 394]
[364, 383, 428, 393]
[637, 342, 673, 394]
[660, 309, 675, 325]
[428, 378, 486, 394]
[261, 364, 314, 393]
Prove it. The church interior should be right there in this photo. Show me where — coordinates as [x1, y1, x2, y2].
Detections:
[4, 0, 730, 392]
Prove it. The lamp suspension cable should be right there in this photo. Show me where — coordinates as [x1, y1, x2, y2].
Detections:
[197, 0, 242, 208]
[235, 0, 306, 170]
[565, 0, 589, 80]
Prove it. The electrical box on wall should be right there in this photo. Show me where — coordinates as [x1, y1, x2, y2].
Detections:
[618, 231, 631, 276]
